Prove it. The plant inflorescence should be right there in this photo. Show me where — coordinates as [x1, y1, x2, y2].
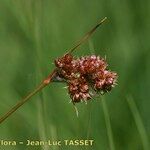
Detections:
[55, 54, 117, 103]
[0, 17, 118, 123]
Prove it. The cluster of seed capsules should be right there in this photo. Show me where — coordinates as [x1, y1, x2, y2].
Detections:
[54, 53, 117, 103]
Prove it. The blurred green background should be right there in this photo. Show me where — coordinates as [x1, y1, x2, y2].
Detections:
[0, 0, 150, 150]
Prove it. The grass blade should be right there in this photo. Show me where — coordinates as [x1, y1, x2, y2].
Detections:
[127, 95, 150, 150]
[101, 97, 116, 150]
[89, 41, 115, 150]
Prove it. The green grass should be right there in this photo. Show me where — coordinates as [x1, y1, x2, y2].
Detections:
[101, 97, 116, 150]
[89, 40, 116, 150]
[0, 0, 150, 150]
[127, 95, 149, 150]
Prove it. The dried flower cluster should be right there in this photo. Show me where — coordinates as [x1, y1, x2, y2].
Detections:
[55, 54, 117, 103]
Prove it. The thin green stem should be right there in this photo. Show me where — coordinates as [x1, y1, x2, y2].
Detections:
[126, 95, 149, 150]
[89, 40, 115, 150]
[101, 97, 116, 150]
[0, 70, 56, 124]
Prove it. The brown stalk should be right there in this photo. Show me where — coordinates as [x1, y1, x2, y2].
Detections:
[67, 17, 107, 54]
[0, 69, 57, 124]
[0, 17, 107, 124]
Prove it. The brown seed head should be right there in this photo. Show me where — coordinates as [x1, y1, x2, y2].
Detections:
[79, 55, 107, 74]
[68, 76, 91, 103]
[55, 54, 78, 79]
[54, 54, 117, 103]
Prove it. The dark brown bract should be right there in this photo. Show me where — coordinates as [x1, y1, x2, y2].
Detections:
[55, 54, 117, 103]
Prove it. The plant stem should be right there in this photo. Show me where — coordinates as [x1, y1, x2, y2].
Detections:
[101, 97, 115, 150]
[0, 69, 57, 124]
[0, 17, 107, 124]
[67, 17, 107, 54]
[127, 96, 150, 150]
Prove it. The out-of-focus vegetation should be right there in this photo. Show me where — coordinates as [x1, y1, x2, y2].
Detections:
[0, 0, 150, 149]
